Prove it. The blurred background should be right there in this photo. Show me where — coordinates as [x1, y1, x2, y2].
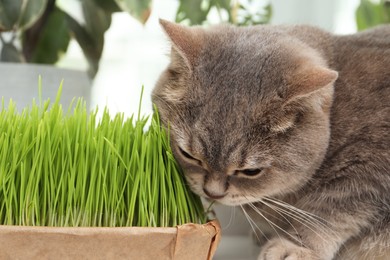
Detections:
[0, 0, 389, 259]
[1, 0, 389, 115]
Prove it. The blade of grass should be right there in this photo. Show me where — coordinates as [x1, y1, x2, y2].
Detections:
[0, 84, 208, 227]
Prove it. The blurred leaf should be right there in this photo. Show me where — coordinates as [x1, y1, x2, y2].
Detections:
[18, 0, 47, 30]
[22, 0, 54, 62]
[0, 0, 47, 31]
[210, 0, 233, 23]
[65, 12, 104, 78]
[263, 3, 272, 23]
[115, 0, 152, 24]
[383, 0, 390, 21]
[82, 0, 111, 42]
[213, 0, 231, 10]
[0, 42, 24, 62]
[235, 1, 272, 26]
[0, 0, 24, 30]
[27, 7, 70, 64]
[176, 0, 209, 25]
[175, 0, 271, 26]
[356, 0, 388, 30]
[93, 0, 121, 13]
[78, 0, 112, 77]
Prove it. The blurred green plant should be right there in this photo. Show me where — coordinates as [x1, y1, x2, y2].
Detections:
[0, 0, 271, 78]
[0, 0, 151, 77]
[176, 0, 272, 26]
[356, 0, 390, 30]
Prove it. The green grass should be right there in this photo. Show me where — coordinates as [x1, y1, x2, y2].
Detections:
[0, 83, 206, 227]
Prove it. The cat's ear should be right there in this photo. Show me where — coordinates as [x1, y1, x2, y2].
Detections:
[287, 66, 338, 100]
[159, 19, 204, 70]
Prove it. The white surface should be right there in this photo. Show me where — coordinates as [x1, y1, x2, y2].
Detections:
[0, 63, 90, 109]
[270, 0, 360, 34]
[58, 0, 179, 118]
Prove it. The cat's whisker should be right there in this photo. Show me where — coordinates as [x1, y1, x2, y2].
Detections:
[221, 206, 236, 231]
[257, 199, 304, 248]
[263, 197, 329, 227]
[263, 197, 332, 226]
[262, 197, 341, 241]
[246, 201, 303, 247]
[240, 205, 270, 243]
[246, 202, 285, 245]
[239, 190, 338, 245]
[261, 199, 326, 229]
[245, 198, 337, 252]
[260, 199, 334, 244]
[263, 197, 336, 231]
[240, 193, 300, 241]
[252, 203, 287, 224]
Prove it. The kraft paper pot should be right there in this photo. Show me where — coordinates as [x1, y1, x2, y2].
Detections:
[0, 220, 221, 260]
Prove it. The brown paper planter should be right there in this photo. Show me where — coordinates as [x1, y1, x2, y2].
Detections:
[0, 220, 220, 260]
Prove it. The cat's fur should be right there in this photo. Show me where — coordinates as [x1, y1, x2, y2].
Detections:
[152, 20, 390, 260]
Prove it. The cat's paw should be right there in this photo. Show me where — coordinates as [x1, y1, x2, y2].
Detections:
[258, 238, 319, 260]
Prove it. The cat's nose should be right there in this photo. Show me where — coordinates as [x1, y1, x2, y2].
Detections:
[203, 188, 226, 200]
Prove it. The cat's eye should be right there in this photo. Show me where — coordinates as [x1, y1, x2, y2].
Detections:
[237, 168, 263, 177]
[178, 147, 200, 163]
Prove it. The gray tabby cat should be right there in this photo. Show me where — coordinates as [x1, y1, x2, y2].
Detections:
[152, 19, 390, 260]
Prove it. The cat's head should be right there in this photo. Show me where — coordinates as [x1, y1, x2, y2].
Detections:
[152, 20, 337, 206]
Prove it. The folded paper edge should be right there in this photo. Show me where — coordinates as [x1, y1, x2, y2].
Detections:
[174, 219, 221, 260]
[205, 219, 222, 260]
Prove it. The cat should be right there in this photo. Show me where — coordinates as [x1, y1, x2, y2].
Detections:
[152, 19, 390, 260]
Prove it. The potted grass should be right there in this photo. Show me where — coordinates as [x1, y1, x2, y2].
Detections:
[0, 83, 220, 259]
